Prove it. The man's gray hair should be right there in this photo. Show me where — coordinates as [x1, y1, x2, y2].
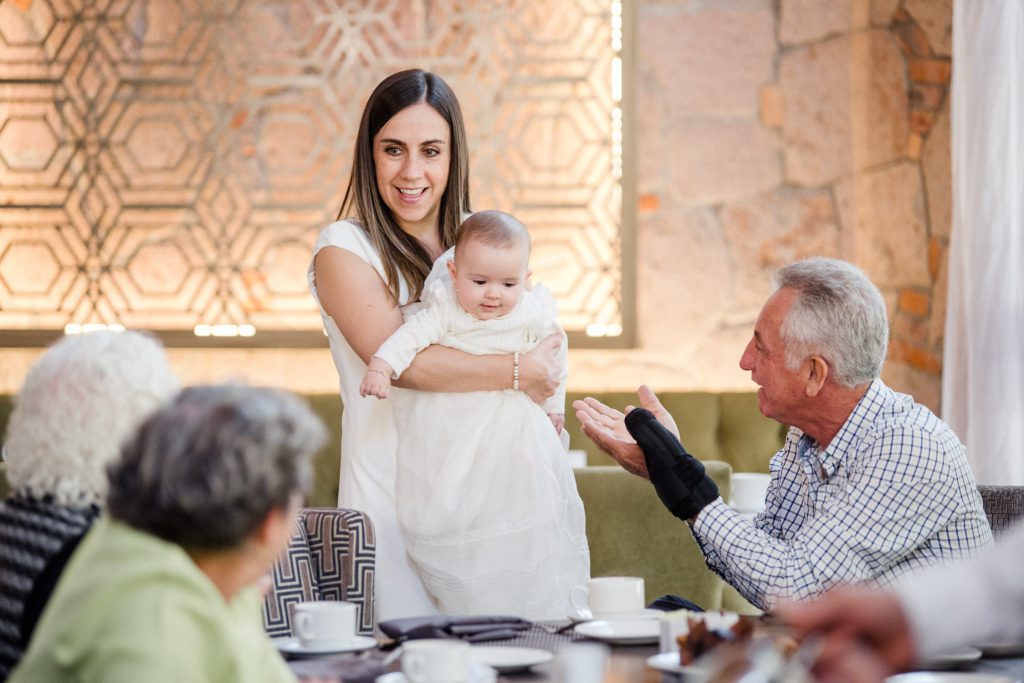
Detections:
[773, 257, 889, 388]
[107, 384, 327, 550]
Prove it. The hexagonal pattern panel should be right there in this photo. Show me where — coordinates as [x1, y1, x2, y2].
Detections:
[0, 0, 629, 344]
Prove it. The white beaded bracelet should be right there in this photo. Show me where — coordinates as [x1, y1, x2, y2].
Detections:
[513, 351, 520, 391]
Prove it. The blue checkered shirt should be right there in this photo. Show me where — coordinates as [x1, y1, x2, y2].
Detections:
[691, 379, 994, 610]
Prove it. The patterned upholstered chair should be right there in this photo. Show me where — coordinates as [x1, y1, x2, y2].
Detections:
[263, 507, 376, 637]
[977, 485, 1024, 537]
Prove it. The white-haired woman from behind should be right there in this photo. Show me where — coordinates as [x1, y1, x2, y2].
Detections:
[0, 331, 179, 677]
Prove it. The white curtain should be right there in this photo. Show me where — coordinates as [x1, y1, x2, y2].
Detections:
[943, 1, 1024, 485]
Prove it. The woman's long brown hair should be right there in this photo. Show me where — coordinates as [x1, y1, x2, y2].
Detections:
[337, 69, 471, 303]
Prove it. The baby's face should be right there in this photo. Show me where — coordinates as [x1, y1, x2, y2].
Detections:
[447, 239, 530, 320]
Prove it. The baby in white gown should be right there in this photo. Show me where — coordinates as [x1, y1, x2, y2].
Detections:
[360, 210, 590, 619]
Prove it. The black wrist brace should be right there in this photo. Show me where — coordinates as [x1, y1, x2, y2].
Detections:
[624, 408, 719, 521]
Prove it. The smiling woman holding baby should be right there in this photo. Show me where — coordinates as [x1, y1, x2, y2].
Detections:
[309, 70, 572, 622]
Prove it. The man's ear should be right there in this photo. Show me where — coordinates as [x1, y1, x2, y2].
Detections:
[804, 356, 829, 397]
[447, 258, 457, 283]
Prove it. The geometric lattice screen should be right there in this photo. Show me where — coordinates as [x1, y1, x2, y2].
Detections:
[0, 0, 633, 347]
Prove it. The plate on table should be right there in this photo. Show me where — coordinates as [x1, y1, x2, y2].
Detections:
[575, 619, 660, 645]
[916, 646, 983, 670]
[887, 673, 1014, 683]
[646, 652, 708, 678]
[376, 661, 497, 683]
[272, 635, 378, 656]
[973, 639, 1024, 657]
[468, 646, 553, 673]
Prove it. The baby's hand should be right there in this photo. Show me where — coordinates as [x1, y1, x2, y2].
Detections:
[361, 357, 395, 399]
[360, 369, 391, 399]
[548, 413, 564, 434]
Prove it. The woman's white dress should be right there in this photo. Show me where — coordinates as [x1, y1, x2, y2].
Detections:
[307, 220, 439, 622]
[375, 253, 591, 619]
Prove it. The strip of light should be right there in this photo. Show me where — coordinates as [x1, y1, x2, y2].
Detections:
[611, 56, 622, 103]
[64, 323, 125, 335]
[585, 323, 623, 338]
[193, 324, 256, 337]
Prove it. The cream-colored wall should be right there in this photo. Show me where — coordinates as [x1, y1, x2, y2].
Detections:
[1, 0, 954, 412]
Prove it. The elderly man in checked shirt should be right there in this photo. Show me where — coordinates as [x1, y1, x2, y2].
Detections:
[574, 257, 993, 611]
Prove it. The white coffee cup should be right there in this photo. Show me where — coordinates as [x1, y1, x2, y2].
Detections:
[570, 576, 645, 618]
[292, 600, 357, 649]
[731, 472, 771, 512]
[401, 639, 471, 683]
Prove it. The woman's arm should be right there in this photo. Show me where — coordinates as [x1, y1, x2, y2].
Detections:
[314, 247, 405, 359]
[314, 246, 561, 401]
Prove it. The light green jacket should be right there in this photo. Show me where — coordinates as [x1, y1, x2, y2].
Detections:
[10, 517, 295, 682]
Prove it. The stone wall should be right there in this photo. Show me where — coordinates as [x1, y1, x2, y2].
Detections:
[569, 0, 953, 412]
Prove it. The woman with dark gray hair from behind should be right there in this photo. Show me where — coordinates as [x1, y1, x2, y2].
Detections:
[0, 331, 179, 677]
[9, 384, 326, 683]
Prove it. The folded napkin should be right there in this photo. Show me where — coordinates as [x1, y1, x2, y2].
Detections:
[378, 615, 531, 644]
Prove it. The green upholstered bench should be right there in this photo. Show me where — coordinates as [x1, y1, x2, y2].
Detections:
[301, 394, 345, 507]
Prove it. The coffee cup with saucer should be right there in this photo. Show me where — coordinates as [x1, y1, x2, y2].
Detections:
[569, 576, 658, 620]
[274, 601, 377, 655]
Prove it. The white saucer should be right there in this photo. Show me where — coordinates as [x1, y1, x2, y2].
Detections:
[468, 646, 553, 673]
[574, 619, 660, 645]
[916, 646, 983, 670]
[272, 635, 378, 656]
[376, 661, 496, 683]
[888, 673, 1014, 683]
[646, 651, 708, 676]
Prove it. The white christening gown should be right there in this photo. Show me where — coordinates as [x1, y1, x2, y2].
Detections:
[374, 252, 591, 619]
